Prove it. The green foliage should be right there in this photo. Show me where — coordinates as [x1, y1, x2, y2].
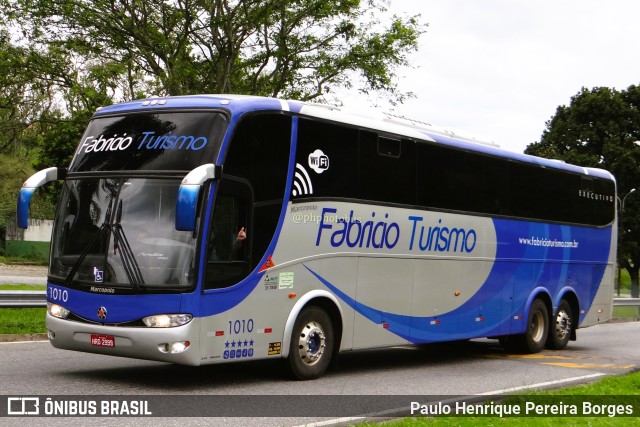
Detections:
[0, 153, 54, 230]
[526, 85, 640, 297]
[0, 0, 425, 230]
[3, 0, 425, 102]
[0, 284, 47, 290]
[369, 372, 640, 426]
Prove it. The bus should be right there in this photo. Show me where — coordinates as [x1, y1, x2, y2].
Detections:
[17, 95, 616, 380]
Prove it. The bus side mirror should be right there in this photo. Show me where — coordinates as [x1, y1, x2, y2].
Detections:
[17, 167, 66, 229]
[176, 164, 219, 231]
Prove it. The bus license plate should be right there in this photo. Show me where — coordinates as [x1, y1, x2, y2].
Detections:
[90, 334, 115, 347]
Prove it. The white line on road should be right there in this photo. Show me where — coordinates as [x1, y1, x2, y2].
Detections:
[475, 372, 607, 395]
[299, 373, 608, 427]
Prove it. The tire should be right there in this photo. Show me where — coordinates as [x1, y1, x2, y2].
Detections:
[500, 299, 549, 354]
[546, 299, 573, 350]
[287, 306, 334, 380]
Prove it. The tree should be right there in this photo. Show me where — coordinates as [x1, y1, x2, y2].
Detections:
[526, 85, 640, 297]
[0, 152, 55, 250]
[5, 0, 424, 103]
[0, 27, 117, 226]
[0, 0, 425, 243]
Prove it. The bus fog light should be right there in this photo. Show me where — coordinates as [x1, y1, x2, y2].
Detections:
[170, 341, 190, 353]
[142, 314, 193, 328]
[48, 302, 70, 319]
[158, 341, 191, 354]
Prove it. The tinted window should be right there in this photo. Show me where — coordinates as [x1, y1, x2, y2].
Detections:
[70, 112, 227, 172]
[205, 113, 292, 289]
[205, 179, 251, 290]
[224, 114, 291, 203]
[417, 142, 614, 225]
[417, 144, 510, 214]
[294, 118, 615, 226]
[359, 132, 416, 205]
[294, 118, 358, 200]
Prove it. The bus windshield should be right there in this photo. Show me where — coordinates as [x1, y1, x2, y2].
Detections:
[69, 111, 227, 173]
[46, 110, 229, 290]
[50, 178, 196, 290]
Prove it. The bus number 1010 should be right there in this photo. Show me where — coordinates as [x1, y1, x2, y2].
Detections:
[229, 319, 254, 335]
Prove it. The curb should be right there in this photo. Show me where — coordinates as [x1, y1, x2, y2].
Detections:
[609, 317, 640, 323]
[0, 333, 48, 342]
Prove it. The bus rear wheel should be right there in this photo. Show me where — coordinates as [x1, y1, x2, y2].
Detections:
[500, 299, 549, 354]
[287, 306, 334, 380]
[546, 299, 573, 350]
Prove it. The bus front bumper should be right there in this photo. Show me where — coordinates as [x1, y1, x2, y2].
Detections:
[46, 313, 201, 366]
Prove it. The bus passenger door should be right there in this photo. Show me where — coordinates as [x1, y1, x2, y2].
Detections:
[204, 178, 252, 290]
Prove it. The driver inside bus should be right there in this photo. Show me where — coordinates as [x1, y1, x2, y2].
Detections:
[232, 227, 247, 258]
[209, 224, 247, 262]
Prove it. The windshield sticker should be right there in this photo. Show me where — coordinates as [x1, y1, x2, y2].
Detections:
[93, 267, 104, 283]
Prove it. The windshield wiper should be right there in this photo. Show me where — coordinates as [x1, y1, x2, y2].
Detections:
[63, 184, 145, 291]
[112, 200, 145, 290]
[64, 197, 115, 285]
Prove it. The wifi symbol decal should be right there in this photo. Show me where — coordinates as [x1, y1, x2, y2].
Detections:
[292, 163, 314, 197]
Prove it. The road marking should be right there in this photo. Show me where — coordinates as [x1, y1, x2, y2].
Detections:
[486, 353, 584, 360]
[484, 352, 637, 370]
[542, 362, 636, 369]
[476, 372, 607, 395]
[296, 373, 608, 427]
[302, 416, 367, 427]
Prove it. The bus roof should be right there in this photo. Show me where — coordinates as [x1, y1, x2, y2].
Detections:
[93, 94, 615, 182]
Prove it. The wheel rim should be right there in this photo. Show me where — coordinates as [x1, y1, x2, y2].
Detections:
[297, 320, 326, 366]
[530, 310, 545, 343]
[555, 309, 571, 341]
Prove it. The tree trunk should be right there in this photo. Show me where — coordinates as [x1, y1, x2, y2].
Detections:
[629, 266, 640, 298]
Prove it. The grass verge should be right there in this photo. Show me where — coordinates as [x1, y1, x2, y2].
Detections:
[0, 308, 46, 334]
[613, 306, 640, 319]
[0, 284, 46, 291]
[369, 371, 640, 426]
[0, 284, 47, 334]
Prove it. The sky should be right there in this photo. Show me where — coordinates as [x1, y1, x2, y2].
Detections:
[338, 0, 640, 154]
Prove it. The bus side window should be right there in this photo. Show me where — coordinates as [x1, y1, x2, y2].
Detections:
[205, 179, 251, 290]
[222, 113, 292, 270]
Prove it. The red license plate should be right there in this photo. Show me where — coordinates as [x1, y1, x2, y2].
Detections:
[90, 334, 115, 347]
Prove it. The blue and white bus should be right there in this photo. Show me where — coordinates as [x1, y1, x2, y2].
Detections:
[17, 95, 616, 379]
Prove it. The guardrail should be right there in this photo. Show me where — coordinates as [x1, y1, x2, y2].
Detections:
[0, 290, 46, 308]
[613, 298, 640, 307]
[0, 291, 639, 309]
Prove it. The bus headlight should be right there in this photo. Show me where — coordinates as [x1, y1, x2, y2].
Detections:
[142, 314, 193, 328]
[48, 302, 70, 319]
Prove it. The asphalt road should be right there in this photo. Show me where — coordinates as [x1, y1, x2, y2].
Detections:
[0, 264, 47, 285]
[1, 264, 638, 425]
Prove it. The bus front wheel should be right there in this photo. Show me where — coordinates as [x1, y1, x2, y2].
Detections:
[287, 306, 334, 380]
[500, 299, 549, 354]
